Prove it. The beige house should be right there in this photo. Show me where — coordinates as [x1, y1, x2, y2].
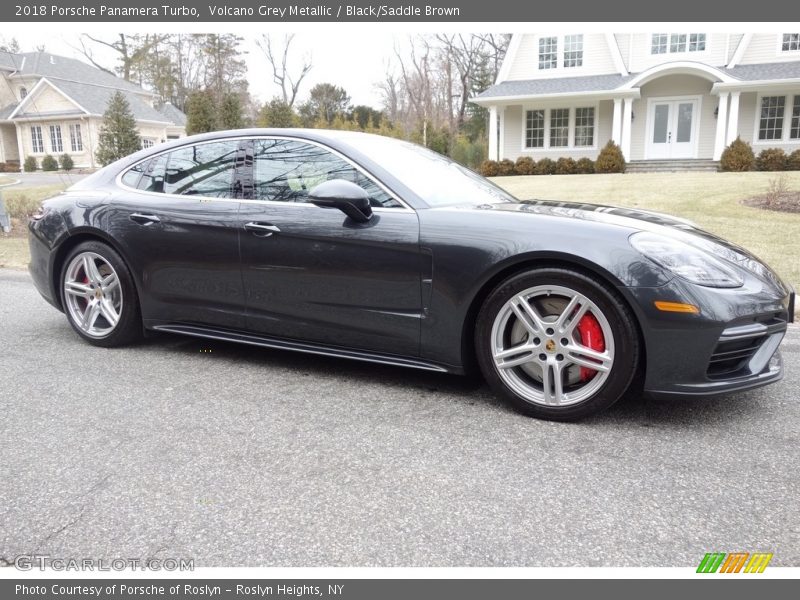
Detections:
[473, 33, 800, 166]
[0, 51, 186, 170]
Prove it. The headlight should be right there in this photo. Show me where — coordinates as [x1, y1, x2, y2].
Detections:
[630, 232, 744, 288]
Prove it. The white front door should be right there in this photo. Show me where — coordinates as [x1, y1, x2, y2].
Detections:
[646, 98, 699, 159]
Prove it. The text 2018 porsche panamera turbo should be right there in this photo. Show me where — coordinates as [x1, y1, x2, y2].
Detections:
[28, 129, 794, 420]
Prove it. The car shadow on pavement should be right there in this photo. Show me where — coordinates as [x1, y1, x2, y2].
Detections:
[133, 330, 774, 427]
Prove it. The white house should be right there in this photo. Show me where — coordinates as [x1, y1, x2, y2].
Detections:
[0, 51, 186, 170]
[472, 33, 800, 166]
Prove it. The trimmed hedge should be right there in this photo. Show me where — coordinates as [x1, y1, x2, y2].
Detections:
[478, 160, 499, 177]
[23, 156, 38, 172]
[555, 157, 577, 175]
[789, 149, 800, 171]
[59, 153, 74, 171]
[719, 137, 755, 171]
[514, 156, 536, 175]
[576, 157, 595, 174]
[595, 141, 626, 173]
[535, 158, 556, 175]
[497, 159, 516, 176]
[41, 154, 58, 171]
[756, 147, 787, 171]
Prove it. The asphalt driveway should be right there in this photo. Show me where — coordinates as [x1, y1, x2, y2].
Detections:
[1, 268, 798, 567]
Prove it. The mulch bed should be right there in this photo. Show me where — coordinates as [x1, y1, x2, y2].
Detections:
[741, 192, 800, 214]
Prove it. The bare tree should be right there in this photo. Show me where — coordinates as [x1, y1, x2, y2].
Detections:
[74, 34, 167, 81]
[256, 34, 312, 108]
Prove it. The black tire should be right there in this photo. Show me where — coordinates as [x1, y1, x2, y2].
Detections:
[475, 267, 640, 421]
[60, 240, 142, 347]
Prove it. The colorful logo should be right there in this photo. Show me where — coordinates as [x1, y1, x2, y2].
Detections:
[696, 552, 773, 573]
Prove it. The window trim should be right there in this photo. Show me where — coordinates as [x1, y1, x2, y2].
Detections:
[69, 123, 83, 152]
[535, 34, 584, 71]
[777, 33, 800, 55]
[116, 135, 414, 212]
[752, 93, 800, 145]
[650, 32, 708, 56]
[30, 125, 44, 154]
[519, 103, 599, 153]
[49, 124, 63, 154]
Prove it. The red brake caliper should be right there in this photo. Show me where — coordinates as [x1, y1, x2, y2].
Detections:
[576, 312, 605, 382]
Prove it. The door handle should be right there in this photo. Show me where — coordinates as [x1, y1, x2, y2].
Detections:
[129, 213, 161, 226]
[244, 222, 281, 237]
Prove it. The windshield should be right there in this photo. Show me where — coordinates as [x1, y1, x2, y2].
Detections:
[352, 136, 519, 207]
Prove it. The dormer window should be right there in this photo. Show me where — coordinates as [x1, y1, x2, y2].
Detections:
[538, 35, 583, 70]
[782, 33, 800, 52]
[651, 33, 706, 55]
[19, 87, 27, 100]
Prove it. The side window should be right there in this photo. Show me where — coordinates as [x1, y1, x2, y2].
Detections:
[163, 141, 239, 197]
[252, 139, 401, 208]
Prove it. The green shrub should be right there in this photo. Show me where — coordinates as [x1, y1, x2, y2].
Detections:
[41, 154, 58, 171]
[448, 135, 487, 170]
[479, 160, 499, 177]
[788, 149, 800, 171]
[555, 157, 577, 175]
[719, 137, 755, 171]
[514, 156, 536, 175]
[535, 158, 556, 175]
[497, 159, 516, 176]
[575, 157, 595, 174]
[756, 148, 788, 171]
[595, 141, 626, 173]
[3, 193, 41, 218]
[23, 156, 38, 172]
[59, 153, 74, 171]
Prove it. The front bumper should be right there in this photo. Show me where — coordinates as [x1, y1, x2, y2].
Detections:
[626, 281, 793, 399]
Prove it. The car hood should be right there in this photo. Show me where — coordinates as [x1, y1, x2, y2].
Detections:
[467, 199, 790, 294]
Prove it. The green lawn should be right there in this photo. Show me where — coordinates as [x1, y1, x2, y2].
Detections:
[494, 171, 800, 307]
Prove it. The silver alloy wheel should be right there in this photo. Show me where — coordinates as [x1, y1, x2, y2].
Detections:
[490, 285, 615, 407]
[63, 251, 123, 339]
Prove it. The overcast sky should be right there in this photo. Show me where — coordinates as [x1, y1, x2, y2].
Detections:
[9, 32, 411, 108]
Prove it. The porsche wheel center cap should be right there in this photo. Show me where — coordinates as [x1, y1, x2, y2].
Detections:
[545, 339, 556, 353]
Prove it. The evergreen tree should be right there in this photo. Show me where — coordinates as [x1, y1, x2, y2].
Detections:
[185, 90, 217, 135]
[219, 93, 245, 129]
[95, 92, 141, 166]
[257, 98, 296, 128]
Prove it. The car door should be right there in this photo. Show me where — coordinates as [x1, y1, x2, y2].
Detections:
[238, 137, 423, 356]
[108, 139, 246, 329]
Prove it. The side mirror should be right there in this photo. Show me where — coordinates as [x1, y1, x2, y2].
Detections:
[308, 179, 373, 223]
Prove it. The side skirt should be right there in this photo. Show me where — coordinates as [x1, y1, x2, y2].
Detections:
[151, 323, 459, 374]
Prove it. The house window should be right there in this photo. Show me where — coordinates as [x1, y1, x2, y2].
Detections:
[689, 34, 706, 52]
[652, 33, 706, 54]
[549, 109, 570, 148]
[651, 34, 668, 54]
[142, 139, 155, 149]
[19, 87, 27, 100]
[563, 35, 583, 68]
[49, 125, 63, 153]
[758, 96, 786, 141]
[525, 110, 545, 148]
[574, 107, 595, 147]
[791, 96, 800, 140]
[538, 37, 557, 70]
[30, 126, 44, 153]
[782, 33, 800, 52]
[69, 124, 83, 152]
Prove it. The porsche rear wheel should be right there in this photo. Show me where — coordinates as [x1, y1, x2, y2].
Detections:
[476, 267, 640, 421]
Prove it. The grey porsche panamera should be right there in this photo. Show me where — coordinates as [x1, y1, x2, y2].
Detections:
[28, 129, 794, 420]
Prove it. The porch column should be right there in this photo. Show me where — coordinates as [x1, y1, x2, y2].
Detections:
[726, 92, 740, 146]
[488, 106, 498, 161]
[15, 123, 25, 172]
[611, 98, 622, 145]
[498, 107, 506, 160]
[713, 92, 730, 161]
[621, 97, 633, 160]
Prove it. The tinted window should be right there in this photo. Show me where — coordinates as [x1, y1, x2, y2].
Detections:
[163, 141, 239, 197]
[252, 139, 400, 208]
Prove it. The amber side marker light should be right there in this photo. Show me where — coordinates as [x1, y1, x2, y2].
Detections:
[654, 300, 700, 314]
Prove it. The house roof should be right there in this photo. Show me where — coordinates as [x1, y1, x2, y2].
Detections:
[475, 60, 800, 102]
[723, 61, 800, 81]
[475, 73, 634, 100]
[0, 51, 187, 126]
[156, 102, 187, 126]
[0, 51, 148, 95]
